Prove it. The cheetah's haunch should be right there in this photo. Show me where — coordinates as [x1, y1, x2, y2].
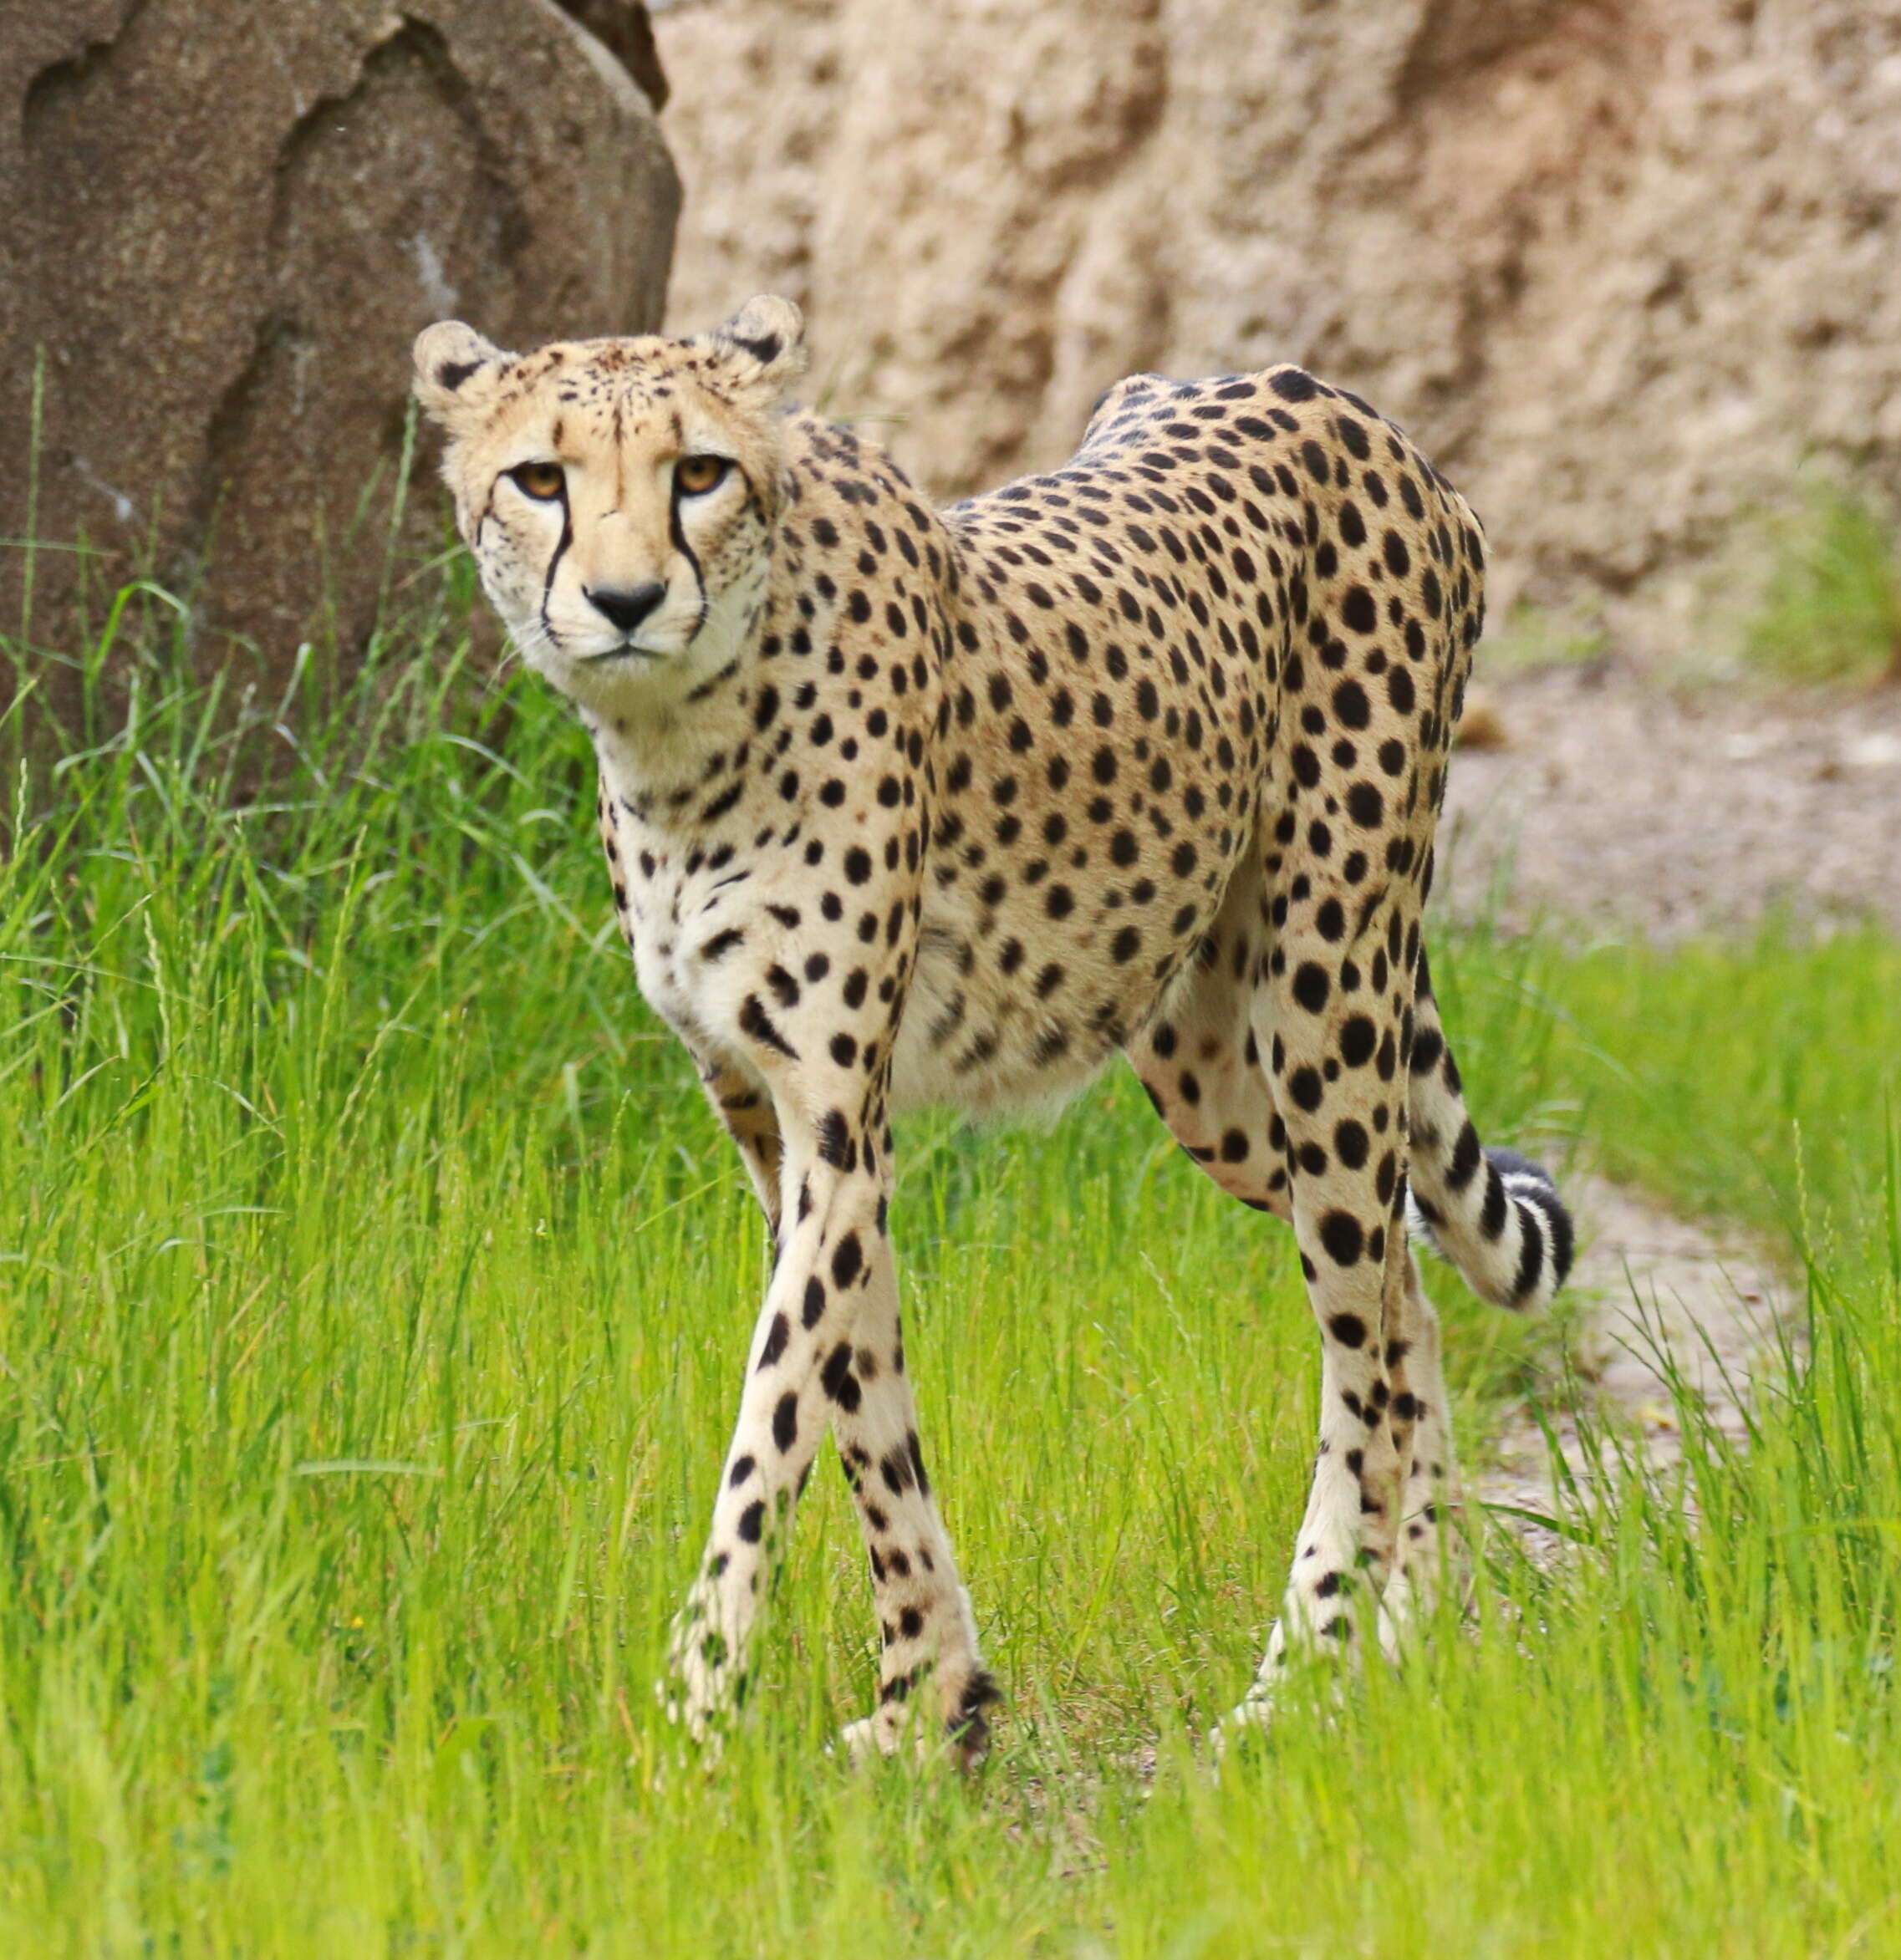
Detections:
[415, 296, 1574, 1758]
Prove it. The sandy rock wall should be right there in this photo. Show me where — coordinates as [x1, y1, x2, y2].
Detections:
[658, 0, 1901, 639]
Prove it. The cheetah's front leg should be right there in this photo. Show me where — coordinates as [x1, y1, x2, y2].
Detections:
[664, 1120, 888, 1744]
[665, 1094, 988, 1759]
[1375, 1248, 1460, 1638]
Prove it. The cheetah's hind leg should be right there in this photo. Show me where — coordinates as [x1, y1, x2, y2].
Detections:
[1371, 1245, 1461, 1642]
[1127, 868, 1409, 1745]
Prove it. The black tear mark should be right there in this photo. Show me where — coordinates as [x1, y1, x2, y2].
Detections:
[538, 487, 573, 649]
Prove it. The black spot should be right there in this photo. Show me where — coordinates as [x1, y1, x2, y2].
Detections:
[803, 1277, 826, 1329]
[1346, 782, 1384, 828]
[821, 1341, 862, 1411]
[772, 1392, 799, 1451]
[832, 1232, 864, 1289]
[1327, 1309, 1368, 1346]
[1292, 962, 1330, 1013]
[1338, 1016, 1377, 1068]
[1511, 1207, 1547, 1306]
[1447, 1119, 1482, 1192]
[1271, 368, 1318, 402]
[818, 1110, 854, 1168]
[1320, 1211, 1364, 1267]
[739, 995, 798, 1060]
[1376, 1152, 1399, 1205]
[736, 1500, 766, 1544]
[1481, 1165, 1510, 1241]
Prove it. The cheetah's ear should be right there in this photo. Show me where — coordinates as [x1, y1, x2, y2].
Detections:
[412, 322, 512, 430]
[702, 295, 808, 400]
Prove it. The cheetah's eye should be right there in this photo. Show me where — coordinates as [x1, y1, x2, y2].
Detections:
[510, 461, 566, 501]
[675, 454, 731, 496]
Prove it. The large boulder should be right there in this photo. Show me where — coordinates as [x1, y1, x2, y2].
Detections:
[658, 0, 1901, 648]
[1, 0, 678, 677]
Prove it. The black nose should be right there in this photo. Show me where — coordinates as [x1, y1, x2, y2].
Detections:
[586, 582, 666, 634]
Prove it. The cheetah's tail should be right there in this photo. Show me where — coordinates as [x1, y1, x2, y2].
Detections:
[1403, 952, 1574, 1314]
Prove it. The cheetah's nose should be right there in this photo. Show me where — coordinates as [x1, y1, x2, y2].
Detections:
[586, 582, 667, 634]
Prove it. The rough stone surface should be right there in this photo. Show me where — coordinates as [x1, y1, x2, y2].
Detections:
[659, 0, 1901, 648]
[1, 0, 678, 674]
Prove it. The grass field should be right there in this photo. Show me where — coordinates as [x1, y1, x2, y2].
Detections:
[3, 600, 1901, 1956]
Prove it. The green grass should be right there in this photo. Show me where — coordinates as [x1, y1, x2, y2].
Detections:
[1472, 603, 1609, 680]
[3, 595, 1901, 1955]
[1744, 481, 1901, 686]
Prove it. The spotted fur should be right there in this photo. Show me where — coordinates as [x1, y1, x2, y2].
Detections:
[414, 296, 1574, 1757]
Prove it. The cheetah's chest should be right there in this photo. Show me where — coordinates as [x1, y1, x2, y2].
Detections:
[606, 810, 763, 1065]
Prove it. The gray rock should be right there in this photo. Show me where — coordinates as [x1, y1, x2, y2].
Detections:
[0, 0, 678, 680]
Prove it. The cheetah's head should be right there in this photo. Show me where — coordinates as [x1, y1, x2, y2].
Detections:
[413, 297, 807, 710]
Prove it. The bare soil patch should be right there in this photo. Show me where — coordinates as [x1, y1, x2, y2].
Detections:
[1468, 1173, 1790, 1563]
[1439, 665, 1901, 940]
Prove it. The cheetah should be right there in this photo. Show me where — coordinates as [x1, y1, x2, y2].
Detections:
[412, 296, 1573, 1760]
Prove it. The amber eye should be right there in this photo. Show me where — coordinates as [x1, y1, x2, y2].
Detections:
[510, 461, 566, 501]
[675, 454, 730, 496]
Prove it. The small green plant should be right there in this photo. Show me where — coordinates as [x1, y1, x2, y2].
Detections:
[1478, 603, 1609, 678]
[1745, 480, 1901, 685]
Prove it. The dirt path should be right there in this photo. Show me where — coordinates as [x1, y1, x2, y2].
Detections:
[1439, 665, 1901, 940]
[1468, 1173, 1790, 1561]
